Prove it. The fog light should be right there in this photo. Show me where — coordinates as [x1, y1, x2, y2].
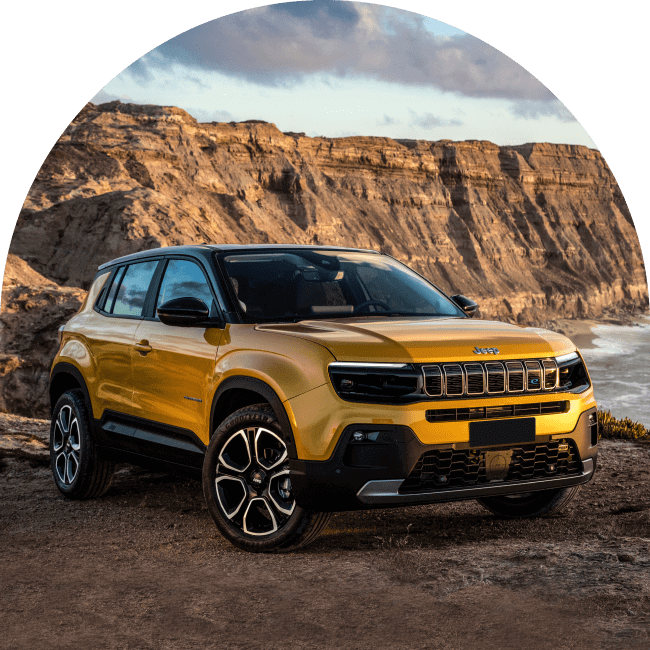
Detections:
[352, 431, 365, 442]
[588, 412, 598, 446]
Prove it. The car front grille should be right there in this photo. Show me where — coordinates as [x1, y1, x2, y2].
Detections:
[399, 439, 582, 493]
[422, 358, 559, 399]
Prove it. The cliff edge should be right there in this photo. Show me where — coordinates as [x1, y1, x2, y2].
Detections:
[1, 100, 648, 416]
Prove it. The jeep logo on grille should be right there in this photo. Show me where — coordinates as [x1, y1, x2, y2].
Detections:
[473, 347, 500, 355]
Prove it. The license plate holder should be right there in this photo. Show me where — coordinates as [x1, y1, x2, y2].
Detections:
[469, 418, 536, 447]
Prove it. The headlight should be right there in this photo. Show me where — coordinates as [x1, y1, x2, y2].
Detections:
[556, 352, 590, 393]
[328, 362, 421, 403]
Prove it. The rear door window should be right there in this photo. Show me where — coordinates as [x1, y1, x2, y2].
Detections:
[111, 261, 159, 317]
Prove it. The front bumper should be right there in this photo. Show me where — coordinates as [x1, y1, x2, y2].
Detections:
[290, 408, 598, 511]
[356, 458, 594, 506]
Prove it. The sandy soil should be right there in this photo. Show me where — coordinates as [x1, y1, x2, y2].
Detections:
[1, 414, 649, 650]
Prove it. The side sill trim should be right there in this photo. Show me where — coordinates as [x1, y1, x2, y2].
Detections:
[356, 459, 594, 506]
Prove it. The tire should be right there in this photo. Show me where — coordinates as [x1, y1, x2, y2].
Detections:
[477, 485, 580, 518]
[202, 403, 331, 553]
[50, 389, 115, 499]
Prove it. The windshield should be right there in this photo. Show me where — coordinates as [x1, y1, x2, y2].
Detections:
[217, 250, 465, 323]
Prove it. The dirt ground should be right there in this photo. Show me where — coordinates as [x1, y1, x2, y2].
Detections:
[1, 414, 649, 650]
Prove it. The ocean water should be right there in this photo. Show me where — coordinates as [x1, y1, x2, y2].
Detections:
[578, 315, 650, 427]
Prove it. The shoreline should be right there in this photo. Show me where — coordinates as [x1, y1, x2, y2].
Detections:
[536, 311, 650, 350]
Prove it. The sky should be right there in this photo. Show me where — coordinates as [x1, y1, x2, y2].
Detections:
[94, 0, 595, 147]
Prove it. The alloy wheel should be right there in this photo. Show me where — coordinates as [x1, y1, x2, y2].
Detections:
[215, 427, 295, 536]
[52, 405, 81, 485]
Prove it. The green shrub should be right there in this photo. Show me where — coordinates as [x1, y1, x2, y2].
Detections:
[598, 410, 650, 440]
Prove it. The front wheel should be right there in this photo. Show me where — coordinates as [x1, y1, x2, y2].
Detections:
[477, 485, 580, 518]
[202, 404, 330, 552]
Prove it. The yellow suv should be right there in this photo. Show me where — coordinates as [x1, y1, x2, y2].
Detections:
[50, 245, 598, 552]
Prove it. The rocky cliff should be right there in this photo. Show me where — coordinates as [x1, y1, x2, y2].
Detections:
[1, 100, 648, 416]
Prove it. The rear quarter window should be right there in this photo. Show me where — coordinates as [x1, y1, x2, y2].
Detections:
[103, 266, 126, 313]
[87, 271, 111, 311]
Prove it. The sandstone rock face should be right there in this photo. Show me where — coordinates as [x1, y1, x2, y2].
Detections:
[1, 100, 648, 416]
[1, 255, 85, 416]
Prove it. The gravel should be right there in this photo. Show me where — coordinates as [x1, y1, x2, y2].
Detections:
[1, 414, 649, 649]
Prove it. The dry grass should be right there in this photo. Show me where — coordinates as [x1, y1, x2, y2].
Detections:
[598, 410, 650, 440]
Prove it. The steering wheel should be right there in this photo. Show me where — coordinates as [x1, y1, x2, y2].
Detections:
[354, 300, 393, 313]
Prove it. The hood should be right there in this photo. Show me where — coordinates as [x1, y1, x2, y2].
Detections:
[256, 317, 576, 363]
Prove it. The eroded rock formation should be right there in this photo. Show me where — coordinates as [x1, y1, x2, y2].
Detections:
[1, 100, 648, 416]
[1, 255, 85, 416]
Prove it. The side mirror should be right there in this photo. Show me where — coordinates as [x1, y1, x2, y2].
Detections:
[157, 297, 210, 326]
[451, 294, 478, 318]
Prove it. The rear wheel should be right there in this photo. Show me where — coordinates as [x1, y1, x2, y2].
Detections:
[50, 389, 115, 499]
[203, 404, 330, 552]
[477, 485, 580, 518]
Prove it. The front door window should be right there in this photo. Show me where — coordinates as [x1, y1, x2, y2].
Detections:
[156, 259, 215, 315]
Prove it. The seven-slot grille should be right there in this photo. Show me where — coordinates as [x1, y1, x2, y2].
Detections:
[399, 439, 582, 493]
[422, 358, 559, 398]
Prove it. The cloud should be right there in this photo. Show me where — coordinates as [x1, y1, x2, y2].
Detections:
[377, 114, 400, 126]
[133, 1, 555, 102]
[188, 107, 235, 123]
[510, 99, 576, 122]
[123, 58, 157, 85]
[91, 90, 134, 104]
[268, 0, 361, 39]
[409, 110, 462, 129]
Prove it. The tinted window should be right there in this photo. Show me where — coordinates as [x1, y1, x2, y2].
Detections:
[356, 264, 455, 315]
[103, 266, 126, 313]
[112, 261, 158, 317]
[90, 271, 112, 309]
[156, 259, 215, 315]
[220, 250, 463, 323]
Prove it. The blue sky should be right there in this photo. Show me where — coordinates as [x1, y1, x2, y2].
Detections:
[94, 0, 595, 147]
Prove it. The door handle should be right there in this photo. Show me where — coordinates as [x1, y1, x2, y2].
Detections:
[134, 340, 153, 355]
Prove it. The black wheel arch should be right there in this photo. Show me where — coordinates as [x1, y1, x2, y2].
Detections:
[50, 362, 94, 420]
[210, 377, 298, 459]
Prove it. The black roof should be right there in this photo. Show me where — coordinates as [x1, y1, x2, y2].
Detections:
[97, 243, 380, 271]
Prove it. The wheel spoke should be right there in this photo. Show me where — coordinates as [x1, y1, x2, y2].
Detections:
[52, 421, 64, 452]
[67, 451, 79, 483]
[215, 463, 243, 479]
[254, 428, 288, 472]
[58, 406, 71, 434]
[215, 475, 249, 519]
[64, 453, 72, 484]
[55, 451, 66, 483]
[69, 419, 81, 451]
[218, 429, 252, 473]
[242, 497, 278, 536]
[267, 469, 296, 516]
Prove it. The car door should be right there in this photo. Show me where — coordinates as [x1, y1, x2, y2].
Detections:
[90, 260, 160, 420]
[131, 257, 224, 448]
